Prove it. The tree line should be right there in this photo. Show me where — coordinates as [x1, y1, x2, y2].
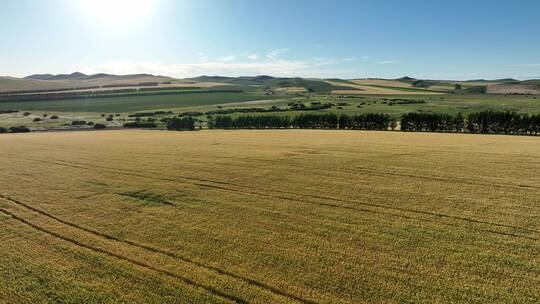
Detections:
[401, 111, 540, 135]
[466, 111, 540, 134]
[401, 112, 465, 132]
[206, 111, 540, 135]
[208, 113, 396, 130]
[167, 116, 196, 131]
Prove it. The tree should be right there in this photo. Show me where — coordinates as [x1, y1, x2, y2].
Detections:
[454, 112, 464, 132]
[123, 122, 157, 128]
[9, 126, 30, 133]
[167, 116, 195, 131]
[390, 120, 398, 131]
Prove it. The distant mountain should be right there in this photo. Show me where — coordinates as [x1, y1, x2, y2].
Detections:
[463, 78, 518, 83]
[396, 76, 416, 83]
[25, 72, 89, 81]
[86, 73, 114, 79]
[24, 74, 55, 80]
[48, 72, 88, 80]
[184, 75, 360, 93]
[6, 73, 540, 95]
[187, 75, 241, 83]
[25, 72, 118, 81]
[251, 75, 275, 82]
[186, 75, 280, 86]
[519, 79, 540, 85]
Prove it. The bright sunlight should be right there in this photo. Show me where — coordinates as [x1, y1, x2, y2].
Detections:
[76, 0, 159, 29]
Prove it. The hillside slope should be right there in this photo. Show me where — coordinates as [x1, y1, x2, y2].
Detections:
[0, 73, 192, 93]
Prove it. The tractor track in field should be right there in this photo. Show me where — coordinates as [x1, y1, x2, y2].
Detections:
[0, 207, 249, 304]
[16, 144, 540, 192]
[35, 157, 540, 239]
[0, 194, 317, 304]
[5, 195, 534, 304]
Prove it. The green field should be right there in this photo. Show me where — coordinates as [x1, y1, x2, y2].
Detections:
[203, 94, 540, 119]
[0, 92, 281, 113]
[1, 89, 539, 131]
[0, 130, 539, 303]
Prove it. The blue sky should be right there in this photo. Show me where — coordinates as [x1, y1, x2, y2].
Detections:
[1, 0, 539, 79]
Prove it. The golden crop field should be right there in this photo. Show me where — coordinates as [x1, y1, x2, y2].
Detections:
[0, 130, 539, 303]
[327, 80, 445, 95]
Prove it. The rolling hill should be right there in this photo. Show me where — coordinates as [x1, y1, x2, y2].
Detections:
[2, 73, 540, 95]
[187, 75, 358, 93]
[0, 73, 203, 93]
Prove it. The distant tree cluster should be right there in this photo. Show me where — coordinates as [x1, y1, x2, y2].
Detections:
[208, 113, 396, 130]
[123, 122, 158, 128]
[288, 102, 333, 111]
[167, 117, 195, 131]
[179, 111, 204, 117]
[205, 111, 540, 135]
[8, 126, 30, 133]
[128, 111, 173, 118]
[466, 111, 540, 135]
[401, 111, 540, 135]
[338, 113, 396, 130]
[71, 120, 87, 126]
[292, 113, 339, 128]
[0, 110, 19, 114]
[209, 115, 291, 129]
[401, 112, 465, 132]
[0, 126, 30, 133]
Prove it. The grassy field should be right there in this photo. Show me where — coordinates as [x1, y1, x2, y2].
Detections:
[1, 92, 539, 130]
[0, 130, 538, 303]
[0, 92, 281, 113]
[203, 94, 540, 119]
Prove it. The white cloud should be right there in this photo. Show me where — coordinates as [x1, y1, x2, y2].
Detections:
[266, 48, 288, 59]
[216, 55, 236, 62]
[79, 57, 343, 78]
[78, 48, 364, 79]
[377, 60, 398, 65]
[360, 56, 369, 60]
[246, 53, 258, 60]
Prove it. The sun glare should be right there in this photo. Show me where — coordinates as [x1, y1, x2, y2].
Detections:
[77, 0, 158, 29]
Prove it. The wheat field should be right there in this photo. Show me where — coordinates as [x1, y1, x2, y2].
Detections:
[328, 80, 445, 95]
[0, 130, 539, 303]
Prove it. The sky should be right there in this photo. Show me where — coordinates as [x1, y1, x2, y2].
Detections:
[1, 0, 540, 80]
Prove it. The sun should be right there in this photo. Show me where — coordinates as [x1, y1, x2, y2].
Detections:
[77, 0, 158, 29]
